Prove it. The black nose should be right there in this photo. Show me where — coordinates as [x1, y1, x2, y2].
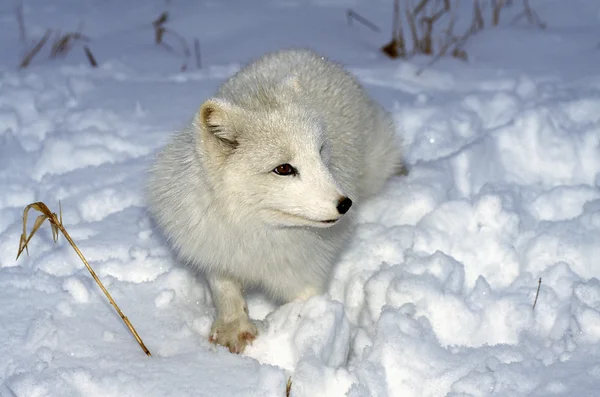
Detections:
[336, 197, 352, 215]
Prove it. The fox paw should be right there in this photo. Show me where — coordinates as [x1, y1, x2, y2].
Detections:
[209, 317, 258, 354]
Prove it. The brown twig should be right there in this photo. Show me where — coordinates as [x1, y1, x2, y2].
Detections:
[152, 11, 169, 44]
[412, 0, 430, 16]
[392, 0, 401, 41]
[423, 0, 450, 22]
[418, 1, 450, 54]
[416, 3, 471, 75]
[161, 28, 191, 71]
[472, 0, 485, 33]
[384, 0, 520, 70]
[83, 45, 98, 67]
[443, 2, 458, 43]
[286, 377, 292, 397]
[347, 9, 381, 32]
[19, 29, 51, 69]
[491, 0, 505, 26]
[16, 202, 151, 356]
[532, 277, 542, 310]
[381, 0, 406, 58]
[50, 31, 89, 58]
[194, 38, 201, 69]
[163, 28, 191, 57]
[152, 12, 192, 71]
[512, 0, 546, 29]
[153, 11, 169, 27]
[16, 4, 27, 43]
[405, 3, 419, 53]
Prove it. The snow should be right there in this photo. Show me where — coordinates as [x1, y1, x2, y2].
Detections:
[1, 0, 600, 396]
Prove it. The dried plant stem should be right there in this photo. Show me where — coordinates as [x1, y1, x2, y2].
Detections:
[492, 0, 505, 26]
[152, 11, 192, 72]
[472, 0, 485, 33]
[393, 0, 406, 55]
[50, 28, 89, 59]
[532, 277, 542, 310]
[163, 28, 191, 57]
[347, 9, 381, 32]
[418, 0, 451, 54]
[17, 202, 151, 356]
[161, 28, 191, 71]
[286, 377, 292, 397]
[16, 4, 27, 42]
[512, 0, 546, 29]
[392, 0, 400, 41]
[194, 38, 201, 69]
[83, 45, 98, 67]
[412, 0, 430, 16]
[19, 29, 51, 69]
[381, 0, 406, 58]
[405, 4, 419, 52]
[153, 11, 169, 44]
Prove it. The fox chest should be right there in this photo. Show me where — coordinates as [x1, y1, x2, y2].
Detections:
[202, 224, 344, 284]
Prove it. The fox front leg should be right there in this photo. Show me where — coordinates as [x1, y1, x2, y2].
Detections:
[293, 285, 321, 301]
[207, 275, 258, 353]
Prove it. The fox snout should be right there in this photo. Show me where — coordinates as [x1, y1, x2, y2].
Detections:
[300, 171, 353, 226]
[337, 196, 352, 214]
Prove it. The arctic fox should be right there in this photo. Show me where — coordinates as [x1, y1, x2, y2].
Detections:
[147, 49, 401, 353]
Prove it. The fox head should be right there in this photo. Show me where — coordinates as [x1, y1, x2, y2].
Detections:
[193, 98, 352, 228]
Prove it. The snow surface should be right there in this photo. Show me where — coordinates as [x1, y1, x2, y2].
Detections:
[2, 0, 600, 396]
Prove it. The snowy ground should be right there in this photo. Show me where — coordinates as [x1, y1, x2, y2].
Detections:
[1, 0, 600, 396]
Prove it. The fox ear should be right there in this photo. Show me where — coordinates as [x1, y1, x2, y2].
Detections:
[196, 99, 238, 148]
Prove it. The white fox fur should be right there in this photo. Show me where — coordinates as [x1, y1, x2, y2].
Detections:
[147, 49, 401, 353]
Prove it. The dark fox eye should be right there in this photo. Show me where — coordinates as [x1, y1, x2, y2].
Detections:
[273, 163, 296, 176]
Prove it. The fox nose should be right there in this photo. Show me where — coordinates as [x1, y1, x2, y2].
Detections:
[336, 197, 352, 215]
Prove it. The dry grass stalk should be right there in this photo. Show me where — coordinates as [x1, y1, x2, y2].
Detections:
[417, 1, 486, 74]
[451, 47, 467, 60]
[83, 45, 98, 67]
[532, 277, 542, 310]
[417, 0, 451, 54]
[404, 2, 420, 52]
[512, 0, 546, 29]
[162, 28, 191, 71]
[50, 31, 89, 59]
[18, 19, 98, 69]
[152, 11, 193, 71]
[380, 0, 547, 75]
[194, 38, 201, 69]
[16, 4, 27, 43]
[286, 377, 292, 397]
[383, 0, 454, 58]
[412, 0, 430, 16]
[382, 0, 406, 58]
[19, 29, 51, 69]
[492, 0, 506, 26]
[16, 201, 151, 356]
[153, 11, 169, 44]
[472, 0, 485, 33]
[162, 29, 191, 57]
[347, 9, 381, 32]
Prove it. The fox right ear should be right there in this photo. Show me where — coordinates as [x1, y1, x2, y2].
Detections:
[196, 99, 238, 148]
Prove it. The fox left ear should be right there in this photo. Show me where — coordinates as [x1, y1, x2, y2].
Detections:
[196, 99, 238, 149]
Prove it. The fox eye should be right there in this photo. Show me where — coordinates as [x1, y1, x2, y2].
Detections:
[273, 163, 297, 176]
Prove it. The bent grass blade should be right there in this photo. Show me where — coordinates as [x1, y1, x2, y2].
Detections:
[16, 201, 151, 356]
